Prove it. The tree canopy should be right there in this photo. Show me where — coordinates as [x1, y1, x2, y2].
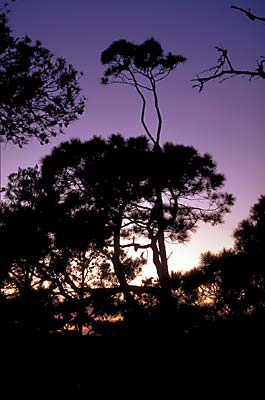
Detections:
[0, 141, 263, 337]
[234, 194, 265, 256]
[101, 38, 186, 145]
[181, 195, 265, 321]
[0, 4, 85, 146]
[40, 134, 234, 309]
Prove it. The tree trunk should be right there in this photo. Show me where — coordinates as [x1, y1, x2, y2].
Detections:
[151, 235, 171, 308]
[156, 178, 171, 287]
[151, 146, 172, 307]
[112, 229, 135, 306]
[77, 263, 86, 336]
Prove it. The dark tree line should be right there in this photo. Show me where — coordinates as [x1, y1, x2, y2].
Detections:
[0, 157, 263, 336]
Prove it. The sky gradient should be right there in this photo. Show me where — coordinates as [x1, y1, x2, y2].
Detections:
[2, 0, 265, 272]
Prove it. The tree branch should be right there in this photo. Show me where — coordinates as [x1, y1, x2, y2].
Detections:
[105, 79, 152, 91]
[119, 241, 151, 250]
[150, 76, 162, 145]
[231, 5, 265, 22]
[128, 68, 156, 144]
[193, 68, 263, 91]
[192, 47, 265, 92]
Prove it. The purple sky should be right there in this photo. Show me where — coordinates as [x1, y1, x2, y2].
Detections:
[2, 0, 265, 271]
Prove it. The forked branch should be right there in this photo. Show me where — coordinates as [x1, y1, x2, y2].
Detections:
[193, 5, 265, 91]
[192, 47, 265, 92]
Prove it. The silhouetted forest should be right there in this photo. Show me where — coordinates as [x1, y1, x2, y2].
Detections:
[0, 160, 264, 337]
[0, 1, 264, 347]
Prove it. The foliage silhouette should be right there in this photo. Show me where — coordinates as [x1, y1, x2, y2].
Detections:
[0, 166, 111, 333]
[193, 4, 265, 91]
[41, 134, 149, 308]
[0, 167, 65, 333]
[101, 38, 186, 304]
[0, 167, 50, 287]
[101, 39, 234, 306]
[0, 162, 263, 336]
[41, 134, 234, 314]
[101, 38, 186, 145]
[181, 195, 265, 328]
[1, 29, 257, 337]
[234, 194, 265, 256]
[0, 4, 85, 146]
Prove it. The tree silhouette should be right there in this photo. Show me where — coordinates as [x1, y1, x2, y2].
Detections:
[101, 38, 186, 145]
[0, 166, 59, 333]
[193, 5, 265, 91]
[0, 166, 50, 281]
[183, 195, 265, 326]
[101, 40, 234, 304]
[0, 162, 145, 334]
[234, 194, 265, 256]
[122, 142, 234, 307]
[233, 195, 265, 318]
[190, 250, 249, 318]
[0, 4, 85, 146]
[0, 144, 238, 335]
[41, 134, 234, 314]
[41, 135, 149, 310]
[101, 39, 185, 303]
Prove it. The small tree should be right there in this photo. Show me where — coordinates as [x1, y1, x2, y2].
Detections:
[101, 38, 186, 145]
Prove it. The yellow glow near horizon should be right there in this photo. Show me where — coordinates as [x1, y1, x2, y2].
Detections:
[130, 223, 234, 284]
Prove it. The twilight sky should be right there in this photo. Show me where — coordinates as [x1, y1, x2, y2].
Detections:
[2, 0, 265, 272]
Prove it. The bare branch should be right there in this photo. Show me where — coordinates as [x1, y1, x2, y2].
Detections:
[231, 5, 265, 22]
[119, 241, 151, 250]
[105, 79, 152, 91]
[192, 47, 265, 92]
[155, 69, 171, 82]
[193, 68, 263, 92]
